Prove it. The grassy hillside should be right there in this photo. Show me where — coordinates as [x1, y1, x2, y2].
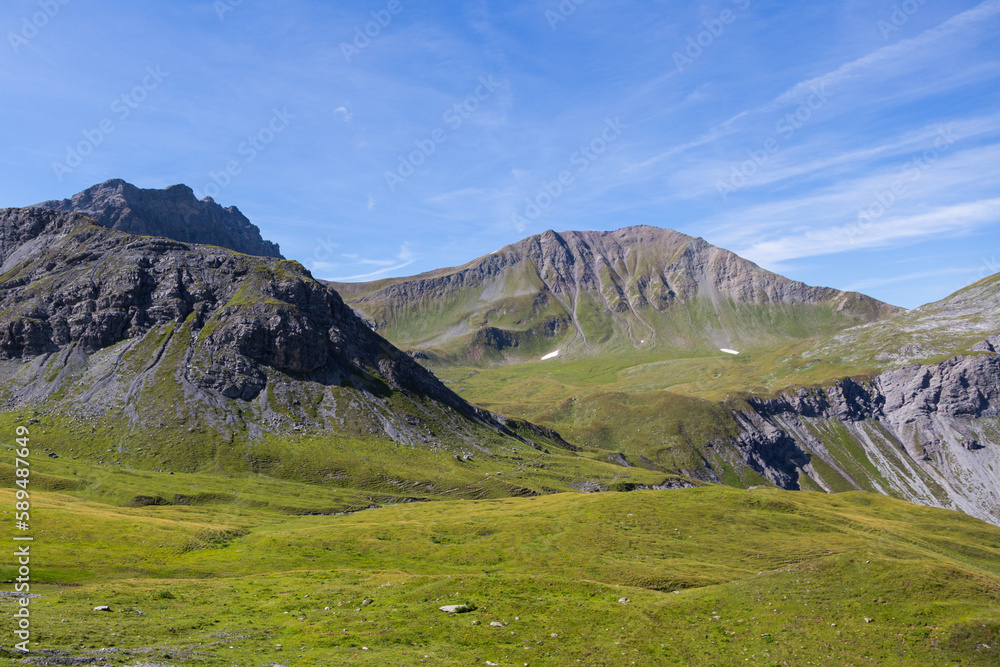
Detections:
[0, 411, 685, 508]
[4, 460, 1000, 665]
[808, 271, 1000, 368]
[433, 346, 863, 474]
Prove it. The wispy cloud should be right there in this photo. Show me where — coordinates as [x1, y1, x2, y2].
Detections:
[668, 114, 1000, 201]
[330, 243, 418, 281]
[624, 2, 1000, 184]
[768, 0, 1000, 110]
[741, 198, 1000, 266]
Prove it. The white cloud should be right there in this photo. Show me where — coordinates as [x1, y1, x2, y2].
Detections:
[845, 267, 982, 292]
[668, 114, 1000, 201]
[697, 139, 1000, 258]
[767, 0, 1000, 110]
[740, 198, 1000, 266]
[330, 243, 417, 281]
[624, 2, 1000, 181]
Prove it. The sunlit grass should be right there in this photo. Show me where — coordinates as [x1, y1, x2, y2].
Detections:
[4, 481, 1000, 665]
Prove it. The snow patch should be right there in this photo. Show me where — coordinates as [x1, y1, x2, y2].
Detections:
[720, 348, 740, 355]
[541, 350, 560, 361]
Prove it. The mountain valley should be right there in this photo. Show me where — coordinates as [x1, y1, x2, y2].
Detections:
[3, 181, 999, 666]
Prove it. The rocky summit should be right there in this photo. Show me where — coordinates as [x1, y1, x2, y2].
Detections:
[34, 178, 282, 258]
[332, 226, 903, 364]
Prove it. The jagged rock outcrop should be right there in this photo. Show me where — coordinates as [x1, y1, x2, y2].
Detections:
[332, 226, 902, 363]
[0, 207, 561, 469]
[34, 179, 282, 258]
[971, 334, 1000, 353]
[730, 345, 1000, 524]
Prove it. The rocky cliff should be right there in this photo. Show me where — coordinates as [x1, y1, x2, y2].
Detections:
[0, 207, 573, 476]
[332, 226, 902, 363]
[728, 340, 1000, 524]
[35, 179, 282, 258]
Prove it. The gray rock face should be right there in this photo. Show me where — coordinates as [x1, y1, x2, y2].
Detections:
[0, 208, 551, 466]
[34, 179, 282, 258]
[971, 334, 1000, 353]
[0, 208, 433, 398]
[731, 344, 1000, 524]
[0, 208, 81, 266]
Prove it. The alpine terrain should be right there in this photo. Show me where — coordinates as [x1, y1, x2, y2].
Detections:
[3, 182, 1000, 666]
[335, 226, 1000, 526]
[0, 201, 663, 500]
[332, 226, 903, 364]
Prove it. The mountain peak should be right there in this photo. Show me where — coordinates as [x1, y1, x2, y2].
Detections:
[34, 179, 282, 258]
[332, 224, 903, 364]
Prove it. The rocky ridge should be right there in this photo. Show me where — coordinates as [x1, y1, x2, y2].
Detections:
[728, 338, 1000, 524]
[806, 272, 1000, 368]
[35, 179, 282, 258]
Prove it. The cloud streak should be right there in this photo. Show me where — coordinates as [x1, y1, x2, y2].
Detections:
[741, 198, 1000, 266]
[330, 243, 417, 281]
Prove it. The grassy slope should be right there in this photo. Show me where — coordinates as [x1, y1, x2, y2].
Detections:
[3, 465, 1000, 666]
[434, 268, 1000, 445]
[367, 295, 884, 367]
[432, 346, 862, 477]
[431, 291, 999, 493]
[0, 415, 682, 511]
[807, 272, 1000, 369]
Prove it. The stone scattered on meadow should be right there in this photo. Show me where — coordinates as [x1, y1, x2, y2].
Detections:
[439, 604, 473, 614]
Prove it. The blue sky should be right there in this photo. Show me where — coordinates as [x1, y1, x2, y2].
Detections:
[2, 0, 998, 309]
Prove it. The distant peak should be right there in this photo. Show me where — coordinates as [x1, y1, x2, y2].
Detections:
[32, 179, 283, 259]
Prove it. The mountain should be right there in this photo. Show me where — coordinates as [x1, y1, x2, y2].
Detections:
[34, 178, 283, 258]
[332, 226, 902, 364]
[428, 265, 1000, 524]
[0, 206, 650, 494]
[805, 271, 1000, 368]
[724, 273, 1000, 524]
